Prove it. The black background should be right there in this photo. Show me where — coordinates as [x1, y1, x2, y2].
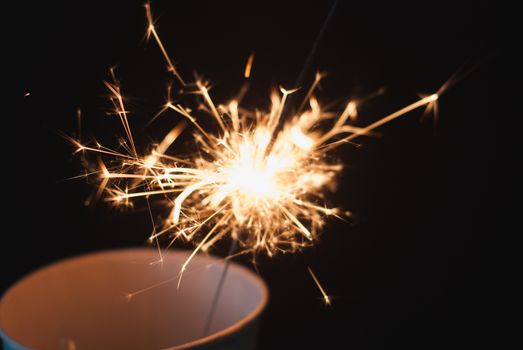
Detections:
[5, 0, 493, 349]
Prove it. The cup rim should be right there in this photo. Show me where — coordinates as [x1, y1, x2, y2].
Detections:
[0, 247, 270, 350]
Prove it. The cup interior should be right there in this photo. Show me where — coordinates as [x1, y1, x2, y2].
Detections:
[0, 248, 268, 350]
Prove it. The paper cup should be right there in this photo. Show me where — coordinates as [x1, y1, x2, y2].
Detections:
[0, 248, 268, 349]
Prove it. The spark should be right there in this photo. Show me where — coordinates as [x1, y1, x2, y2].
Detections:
[145, 2, 185, 85]
[244, 52, 255, 78]
[308, 266, 331, 306]
[24, 92, 31, 97]
[72, 2, 439, 288]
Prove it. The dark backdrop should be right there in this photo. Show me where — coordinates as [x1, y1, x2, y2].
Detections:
[6, 1, 493, 349]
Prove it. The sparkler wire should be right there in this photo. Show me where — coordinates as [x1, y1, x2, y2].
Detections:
[294, 0, 339, 88]
[203, 239, 238, 336]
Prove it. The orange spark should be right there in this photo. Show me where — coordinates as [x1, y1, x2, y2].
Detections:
[244, 52, 255, 78]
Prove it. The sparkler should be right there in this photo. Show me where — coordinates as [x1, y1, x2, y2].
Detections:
[71, 2, 441, 309]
